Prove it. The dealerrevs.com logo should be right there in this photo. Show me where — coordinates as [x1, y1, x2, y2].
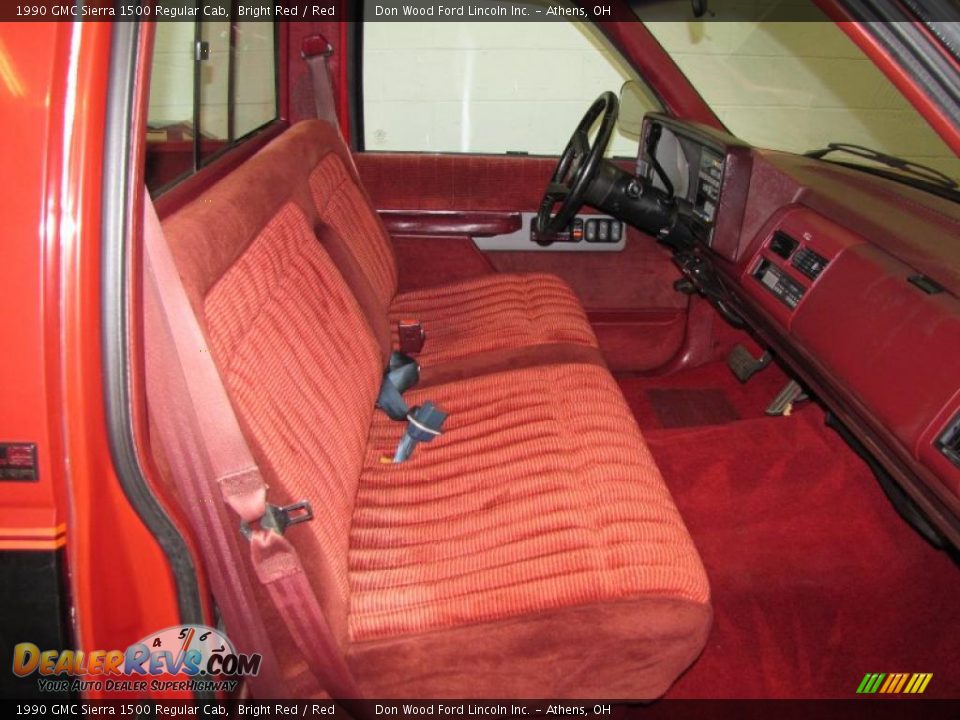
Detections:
[12, 625, 261, 694]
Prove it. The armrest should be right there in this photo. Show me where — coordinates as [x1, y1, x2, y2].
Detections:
[379, 210, 522, 237]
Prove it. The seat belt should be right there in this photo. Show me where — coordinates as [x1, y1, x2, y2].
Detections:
[142, 194, 362, 700]
[301, 33, 360, 178]
[301, 34, 340, 129]
[376, 351, 420, 421]
[375, 352, 447, 462]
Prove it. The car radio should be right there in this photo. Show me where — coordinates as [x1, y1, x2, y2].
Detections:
[752, 257, 806, 309]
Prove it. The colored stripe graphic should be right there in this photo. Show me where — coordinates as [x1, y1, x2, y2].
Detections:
[0, 523, 67, 550]
[858, 672, 932, 694]
[856, 673, 886, 693]
[892, 673, 909, 693]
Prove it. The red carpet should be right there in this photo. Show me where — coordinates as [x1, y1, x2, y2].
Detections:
[616, 363, 960, 699]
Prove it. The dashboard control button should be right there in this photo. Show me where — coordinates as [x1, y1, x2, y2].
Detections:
[585, 219, 597, 242]
[597, 220, 609, 242]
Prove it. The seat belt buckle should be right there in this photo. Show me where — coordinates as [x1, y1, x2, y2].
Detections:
[240, 501, 314, 539]
[393, 402, 447, 463]
[398, 319, 426, 355]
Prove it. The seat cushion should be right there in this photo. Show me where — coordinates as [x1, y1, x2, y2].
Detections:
[346, 363, 711, 698]
[389, 273, 600, 367]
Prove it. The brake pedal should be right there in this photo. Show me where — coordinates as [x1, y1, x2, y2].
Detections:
[727, 344, 772, 383]
[765, 379, 808, 416]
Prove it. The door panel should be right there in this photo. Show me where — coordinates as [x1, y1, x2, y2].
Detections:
[356, 152, 556, 210]
[487, 228, 685, 310]
[355, 152, 688, 371]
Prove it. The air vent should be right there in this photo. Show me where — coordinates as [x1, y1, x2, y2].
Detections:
[792, 247, 829, 280]
[936, 413, 960, 469]
[770, 231, 798, 260]
[908, 274, 945, 295]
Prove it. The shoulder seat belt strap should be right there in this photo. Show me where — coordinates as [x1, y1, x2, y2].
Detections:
[301, 34, 339, 128]
[301, 33, 360, 178]
[143, 193, 362, 700]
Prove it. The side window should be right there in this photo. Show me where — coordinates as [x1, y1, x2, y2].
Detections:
[146, 18, 278, 193]
[361, 18, 660, 156]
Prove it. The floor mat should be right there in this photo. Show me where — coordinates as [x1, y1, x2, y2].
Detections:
[647, 388, 739, 428]
[617, 360, 791, 430]
[643, 408, 960, 699]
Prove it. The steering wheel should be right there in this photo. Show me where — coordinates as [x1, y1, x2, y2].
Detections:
[536, 91, 619, 237]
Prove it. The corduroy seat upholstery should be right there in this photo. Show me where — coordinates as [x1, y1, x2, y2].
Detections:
[158, 120, 711, 699]
[304, 129, 602, 373]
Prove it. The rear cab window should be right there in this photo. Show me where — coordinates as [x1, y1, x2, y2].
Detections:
[146, 18, 279, 193]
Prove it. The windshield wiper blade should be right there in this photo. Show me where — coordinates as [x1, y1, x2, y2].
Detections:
[805, 142, 958, 190]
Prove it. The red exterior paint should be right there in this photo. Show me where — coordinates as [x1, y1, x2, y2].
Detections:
[0, 21, 183, 697]
[0, 23, 66, 553]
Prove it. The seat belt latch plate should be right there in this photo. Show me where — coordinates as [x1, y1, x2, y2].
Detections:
[241, 500, 314, 539]
[398, 319, 426, 355]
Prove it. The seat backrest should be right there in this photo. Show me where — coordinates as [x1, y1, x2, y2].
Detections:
[160, 122, 391, 644]
[165, 120, 397, 355]
[309, 149, 398, 313]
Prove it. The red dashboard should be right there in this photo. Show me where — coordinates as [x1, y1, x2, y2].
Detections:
[645, 115, 960, 545]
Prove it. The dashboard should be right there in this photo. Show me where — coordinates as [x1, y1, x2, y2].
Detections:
[637, 113, 960, 548]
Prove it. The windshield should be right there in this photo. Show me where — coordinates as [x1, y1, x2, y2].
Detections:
[634, 2, 960, 186]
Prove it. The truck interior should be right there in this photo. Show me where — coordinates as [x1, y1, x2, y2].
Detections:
[102, 4, 960, 701]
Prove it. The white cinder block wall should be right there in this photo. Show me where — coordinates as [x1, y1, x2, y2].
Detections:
[148, 23, 195, 128]
[362, 21, 650, 157]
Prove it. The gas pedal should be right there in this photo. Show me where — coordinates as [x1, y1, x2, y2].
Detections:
[765, 379, 809, 416]
[727, 344, 772, 383]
